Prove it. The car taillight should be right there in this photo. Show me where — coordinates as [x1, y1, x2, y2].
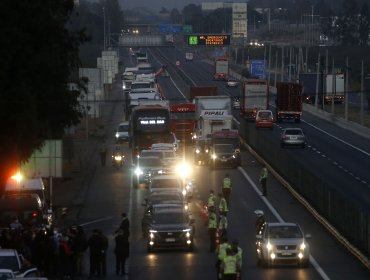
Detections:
[32, 213, 38, 217]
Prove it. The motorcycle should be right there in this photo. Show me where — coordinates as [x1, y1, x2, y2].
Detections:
[254, 210, 266, 235]
[112, 153, 125, 169]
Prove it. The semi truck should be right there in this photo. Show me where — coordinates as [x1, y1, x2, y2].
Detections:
[189, 86, 217, 101]
[299, 73, 345, 104]
[276, 82, 303, 123]
[213, 58, 229, 80]
[240, 79, 269, 119]
[194, 95, 232, 140]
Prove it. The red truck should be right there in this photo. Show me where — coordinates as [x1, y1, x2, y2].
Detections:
[276, 82, 303, 123]
[170, 103, 196, 144]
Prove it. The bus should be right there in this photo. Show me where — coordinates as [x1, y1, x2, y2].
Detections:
[170, 103, 196, 144]
[130, 104, 171, 158]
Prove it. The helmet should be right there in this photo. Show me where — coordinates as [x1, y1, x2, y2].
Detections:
[254, 210, 264, 217]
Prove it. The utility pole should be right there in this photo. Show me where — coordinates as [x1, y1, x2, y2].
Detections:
[331, 58, 335, 114]
[274, 51, 278, 87]
[360, 60, 364, 125]
[315, 52, 321, 109]
[268, 43, 272, 85]
[345, 57, 349, 120]
[281, 46, 284, 82]
[103, 7, 106, 50]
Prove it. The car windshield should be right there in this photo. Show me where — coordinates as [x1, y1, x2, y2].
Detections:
[140, 151, 163, 159]
[151, 179, 180, 189]
[267, 225, 303, 238]
[0, 255, 19, 271]
[138, 157, 161, 167]
[259, 112, 272, 119]
[214, 145, 234, 153]
[118, 124, 129, 132]
[152, 212, 187, 224]
[131, 83, 151, 89]
[149, 194, 182, 204]
[285, 129, 303, 135]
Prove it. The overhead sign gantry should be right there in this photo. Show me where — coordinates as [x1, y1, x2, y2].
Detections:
[187, 34, 231, 46]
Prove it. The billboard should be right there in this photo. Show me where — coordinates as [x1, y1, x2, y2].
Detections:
[250, 60, 266, 79]
[159, 24, 182, 33]
[187, 34, 231, 46]
[232, 3, 247, 39]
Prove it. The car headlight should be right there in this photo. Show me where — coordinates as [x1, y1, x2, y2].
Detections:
[211, 154, 217, 159]
[195, 148, 200, 154]
[175, 161, 192, 178]
[205, 149, 209, 153]
[182, 189, 187, 196]
[115, 133, 119, 138]
[114, 155, 122, 161]
[300, 242, 306, 250]
[232, 155, 236, 158]
[266, 242, 273, 251]
[135, 167, 143, 176]
[184, 204, 189, 211]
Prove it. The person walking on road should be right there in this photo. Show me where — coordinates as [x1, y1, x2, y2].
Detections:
[259, 165, 268, 196]
[222, 174, 232, 206]
[87, 229, 104, 278]
[218, 213, 228, 240]
[98, 230, 108, 278]
[220, 248, 239, 280]
[99, 141, 108, 167]
[218, 193, 228, 216]
[114, 229, 129, 275]
[208, 208, 218, 253]
[207, 190, 216, 212]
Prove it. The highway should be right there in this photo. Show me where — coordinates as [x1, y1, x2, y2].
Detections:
[70, 47, 370, 280]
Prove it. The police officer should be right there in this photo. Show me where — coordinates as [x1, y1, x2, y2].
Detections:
[232, 240, 243, 279]
[218, 193, 228, 216]
[208, 208, 218, 253]
[259, 165, 268, 196]
[218, 213, 228, 240]
[222, 174, 232, 206]
[221, 248, 238, 280]
[207, 190, 216, 212]
[216, 237, 230, 280]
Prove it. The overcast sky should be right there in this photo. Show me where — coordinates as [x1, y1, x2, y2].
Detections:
[120, 0, 206, 11]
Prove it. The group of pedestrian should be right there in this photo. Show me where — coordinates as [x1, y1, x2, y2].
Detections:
[216, 237, 242, 280]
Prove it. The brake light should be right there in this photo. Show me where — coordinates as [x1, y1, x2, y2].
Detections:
[32, 213, 38, 217]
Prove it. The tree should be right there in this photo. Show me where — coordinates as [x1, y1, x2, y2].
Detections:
[0, 0, 87, 187]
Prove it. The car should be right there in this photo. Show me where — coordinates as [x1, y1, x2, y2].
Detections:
[148, 175, 185, 196]
[0, 269, 14, 280]
[280, 128, 306, 148]
[133, 156, 164, 187]
[255, 110, 274, 130]
[226, 79, 239, 88]
[147, 208, 195, 252]
[209, 143, 241, 169]
[0, 249, 23, 275]
[139, 149, 178, 167]
[233, 97, 240, 109]
[115, 122, 129, 143]
[255, 222, 311, 267]
[142, 203, 191, 237]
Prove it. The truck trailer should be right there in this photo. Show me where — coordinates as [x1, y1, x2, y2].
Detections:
[240, 79, 269, 119]
[276, 82, 303, 123]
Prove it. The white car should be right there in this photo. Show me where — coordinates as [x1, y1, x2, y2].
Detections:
[227, 79, 239, 88]
[256, 222, 311, 267]
[115, 122, 129, 143]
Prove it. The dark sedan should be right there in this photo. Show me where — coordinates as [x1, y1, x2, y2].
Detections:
[147, 208, 195, 252]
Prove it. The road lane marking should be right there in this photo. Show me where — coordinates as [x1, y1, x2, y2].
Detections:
[79, 216, 113, 226]
[238, 167, 331, 280]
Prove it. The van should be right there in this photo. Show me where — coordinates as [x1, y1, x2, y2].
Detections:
[4, 177, 48, 209]
[0, 194, 48, 229]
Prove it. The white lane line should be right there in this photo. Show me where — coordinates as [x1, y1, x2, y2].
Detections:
[301, 119, 370, 156]
[238, 167, 331, 280]
[79, 216, 113, 226]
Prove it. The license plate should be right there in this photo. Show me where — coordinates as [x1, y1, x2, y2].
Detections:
[290, 136, 297, 140]
[165, 238, 175, 242]
[221, 158, 228, 162]
[282, 252, 292, 256]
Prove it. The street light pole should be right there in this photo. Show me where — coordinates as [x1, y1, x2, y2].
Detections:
[103, 7, 106, 50]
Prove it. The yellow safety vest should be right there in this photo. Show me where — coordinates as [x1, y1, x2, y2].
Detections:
[207, 194, 216, 207]
[219, 197, 228, 212]
[235, 247, 243, 269]
[218, 216, 228, 231]
[260, 167, 268, 180]
[218, 242, 231, 261]
[223, 255, 237, 274]
[208, 213, 217, 229]
[223, 177, 231, 189]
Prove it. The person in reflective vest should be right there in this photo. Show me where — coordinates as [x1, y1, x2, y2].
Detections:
[232, 240, 242, 278]
[208, 208, 218, 252]
[218, 214, 228, 240]
[207, 190, 216, 212]
[216, 236, 230, 280]
[221, 248, 238, 280]
[259, 166, 268, 196]
[218, 193, 228, 216]
[222, 174, 232, 206]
